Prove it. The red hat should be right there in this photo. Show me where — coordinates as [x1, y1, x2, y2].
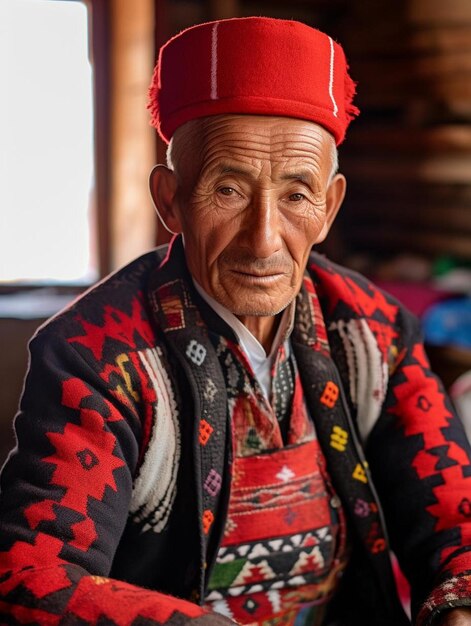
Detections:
[148, 16, 359, 146]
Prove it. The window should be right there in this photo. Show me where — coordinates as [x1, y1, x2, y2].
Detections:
[0, 0, 98, 284]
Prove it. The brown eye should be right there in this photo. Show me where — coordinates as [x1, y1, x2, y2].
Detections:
[218, 187, 236, 196]
[289, 193, 305, 202]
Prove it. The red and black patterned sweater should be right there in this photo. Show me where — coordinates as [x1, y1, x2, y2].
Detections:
[0, 236, 470, 626]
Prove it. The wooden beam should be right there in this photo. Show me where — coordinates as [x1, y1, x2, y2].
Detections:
[110, 0, 157, 270]
[209, 0, 239, 19]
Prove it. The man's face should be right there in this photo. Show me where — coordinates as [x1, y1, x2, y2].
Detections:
[157, 115, 343, 318]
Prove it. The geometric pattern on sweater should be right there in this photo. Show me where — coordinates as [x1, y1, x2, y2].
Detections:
[10, 294, 158, 549]
[213, 336, 315, 457]
[206, 528, 339, 599]
[1, 236, 470, 626]
[312, 259, 471, 621]
[206, 589, 329, 626]
[147, 258, 231, 565]
[0, 255, 229, 626]
[205, 439, 349, 626]
[271, 346, 296, 433]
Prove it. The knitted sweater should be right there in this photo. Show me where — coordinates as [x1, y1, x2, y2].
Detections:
[0, 236, 470, 626]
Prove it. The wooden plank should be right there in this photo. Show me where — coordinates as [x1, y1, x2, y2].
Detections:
[342, 154, 471, 184]
[408, 0, 471, 24]
[415, 54, 471, 77]
[341, 203, 471, 232]
[410, 26, 471, 53]
[209, 0, 239, 18]
[345, 229, 471, 260]
[241, 2, 323, 22]
[110, 0, 157, 270]
[345, 125, 471, 154]
[343, 182, 471, 207]
[349, 58, 471, 89]
[354, 84, 471, 109]
[345, 25, 471, 56]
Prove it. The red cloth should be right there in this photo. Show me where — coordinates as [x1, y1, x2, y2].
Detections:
[148, 17, 359, 145]
[205, 439, 348, 626]
[373, 280, 453, 318]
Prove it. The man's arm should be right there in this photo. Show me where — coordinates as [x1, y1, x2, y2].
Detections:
[364, 308, 471, 625]
[0, 326, 232, 625]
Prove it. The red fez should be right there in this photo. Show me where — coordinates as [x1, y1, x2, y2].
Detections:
[148, 16, 359, 146]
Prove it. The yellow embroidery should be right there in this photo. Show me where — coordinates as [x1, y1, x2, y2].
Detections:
[116, 353, 139, 401]
[330, 425, 348, 451]
[353, 463, 368, 483]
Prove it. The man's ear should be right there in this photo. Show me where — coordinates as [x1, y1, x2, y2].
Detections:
[149, 165, 182, 234]
[316, 173, 346, 243]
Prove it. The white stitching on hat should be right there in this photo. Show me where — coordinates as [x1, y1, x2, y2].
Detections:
[328, 36, 339, 118]
[211, 23, 219, 100]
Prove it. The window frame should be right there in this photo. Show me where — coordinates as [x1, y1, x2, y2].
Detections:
[0, 0, 111, 295]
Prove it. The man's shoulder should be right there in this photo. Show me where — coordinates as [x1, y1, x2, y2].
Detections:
[33, 246, 169, 347]
[306, 250, 407, 328]
[307, 250, 376, 292]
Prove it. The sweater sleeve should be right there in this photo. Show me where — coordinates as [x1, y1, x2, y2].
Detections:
[365, 309, 471, 626]
[0, 327, 232, 626]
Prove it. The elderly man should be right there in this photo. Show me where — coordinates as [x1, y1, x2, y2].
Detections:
[0, 16, 470, 626]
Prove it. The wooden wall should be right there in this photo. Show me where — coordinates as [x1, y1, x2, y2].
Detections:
[109, 0, 157, 269]
[327, 0, 471, 264]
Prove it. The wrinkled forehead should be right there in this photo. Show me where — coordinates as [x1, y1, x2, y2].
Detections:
[192, 115, 332, 166]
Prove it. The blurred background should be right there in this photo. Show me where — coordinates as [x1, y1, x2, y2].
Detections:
[1, 0, 470, 465]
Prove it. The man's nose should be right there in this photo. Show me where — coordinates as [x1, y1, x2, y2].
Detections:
[241, 194, 283, 258]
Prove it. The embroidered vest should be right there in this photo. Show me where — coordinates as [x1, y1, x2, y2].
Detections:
[204, 335, 349, 625]
[146, 237, 404, 622]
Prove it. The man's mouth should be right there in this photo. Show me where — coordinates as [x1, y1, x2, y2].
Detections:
[230, 269, 286, 283]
